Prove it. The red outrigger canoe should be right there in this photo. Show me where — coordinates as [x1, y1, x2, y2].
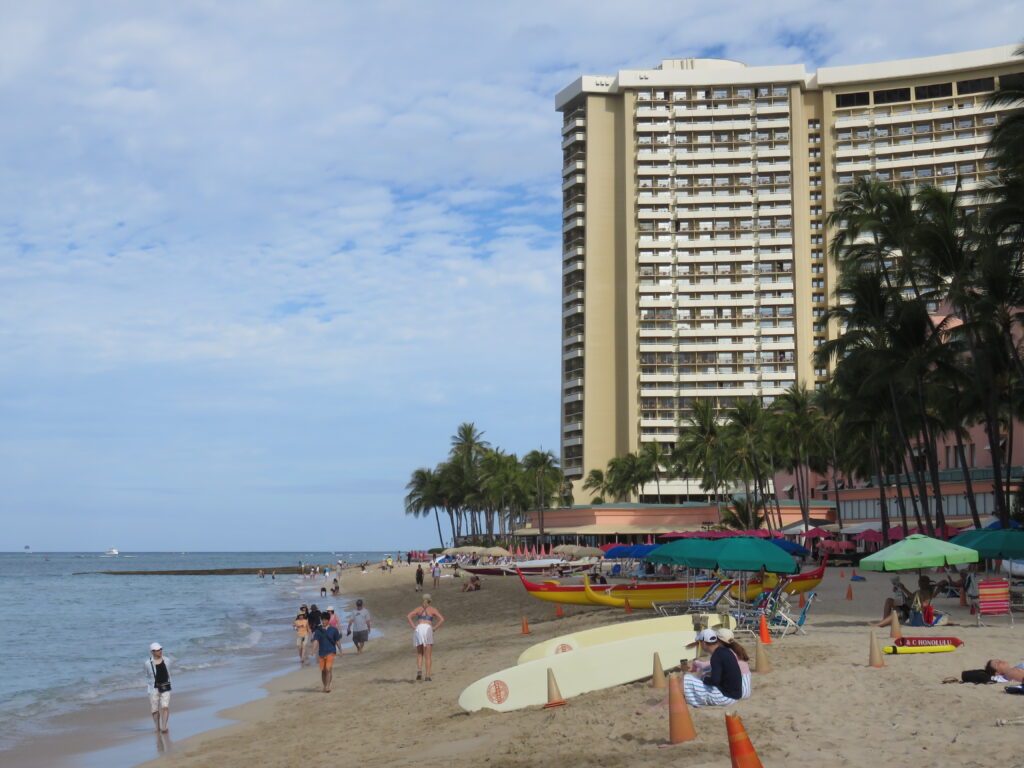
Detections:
[518, 558, 827, 609]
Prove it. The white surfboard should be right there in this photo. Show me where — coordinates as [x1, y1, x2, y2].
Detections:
[517, 613, 734, 664]
[459, 629, 696, 712]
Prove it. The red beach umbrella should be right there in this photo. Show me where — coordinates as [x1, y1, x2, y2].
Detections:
[801, 527, 833, 539]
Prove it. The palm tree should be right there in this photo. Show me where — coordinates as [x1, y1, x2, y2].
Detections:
[404, 467, 446, 547]
[675, 400, 730, 513]
[774, 385, 820, 532]
[606, 452, 650, 502]
[720, 496, 766, 531]
[581, 468, 608, 504]
[522, 449, 561, 545]
[639, 441, 671, 503]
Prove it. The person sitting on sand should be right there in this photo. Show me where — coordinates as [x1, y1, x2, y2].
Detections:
[872, 575, 946, 627]
[682, 629, 743, 707]
[986, 659, 1024, 683]
[688, 627, 752, 699]
[461, 575, 482, 592]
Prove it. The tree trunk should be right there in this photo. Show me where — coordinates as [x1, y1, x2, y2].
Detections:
[433, 509, 445, 548]
[954, 431, 982, 529]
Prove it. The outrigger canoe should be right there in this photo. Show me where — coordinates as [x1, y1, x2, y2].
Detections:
[518, 558, 826, 610]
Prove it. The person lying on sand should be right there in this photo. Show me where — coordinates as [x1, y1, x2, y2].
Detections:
[986, 659, 1024, 683]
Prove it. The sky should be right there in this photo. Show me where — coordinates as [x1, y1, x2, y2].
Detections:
[1, 1, 1022, 551]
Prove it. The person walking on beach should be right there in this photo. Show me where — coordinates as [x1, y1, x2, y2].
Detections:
[431, 561, 441, 589]
[293, 608, 310, 665]
[415, 564, 424, 592]
[347, 598, 372, 652]
[145, 642, 172, 732]
[312, 615, 342, 693]
[407, 594, 444, 681]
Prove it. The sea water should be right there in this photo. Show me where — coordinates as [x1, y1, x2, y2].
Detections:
[0, 551, 388, 755]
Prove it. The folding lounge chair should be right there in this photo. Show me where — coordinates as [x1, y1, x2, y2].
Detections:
[769, 591, 817, 637]
[652, 580, 726, 616]
[729, 585, 785, 638]
[977, 577, 1014, 627]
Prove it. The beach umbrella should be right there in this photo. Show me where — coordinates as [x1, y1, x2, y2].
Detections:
[603, 545, 636, 559]
[482, 546, 511, 557]
[599, 542, 622, 551]
[770, 539, 810, 557]
[951, 529, 1024, 560]
[572, 546, 605, 558]
[986, 518, 1023, 530]
[647, 538, 716, 566]
[886, 526, 907, 541]
[859, 534, 979, 572]
[801, 527, 833, 539]
[552, 544, 577, 554]
[650, 537, 797, 573]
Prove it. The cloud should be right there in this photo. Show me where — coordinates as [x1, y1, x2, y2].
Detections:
[0, 0, 1019, 549]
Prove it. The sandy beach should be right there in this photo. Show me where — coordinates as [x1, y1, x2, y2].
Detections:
[123, 563, 1021, 768]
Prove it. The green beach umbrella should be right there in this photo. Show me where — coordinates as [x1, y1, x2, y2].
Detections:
[950, 529, 1024, 560]
[859, 534, 979, 572]
[647, 538, 717, 566]
[649, 537, 797, 573]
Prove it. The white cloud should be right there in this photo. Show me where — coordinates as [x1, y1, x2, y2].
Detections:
[0, 0, 1020, 548]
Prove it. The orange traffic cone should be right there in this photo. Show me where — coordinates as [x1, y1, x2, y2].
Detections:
[845, 583, 854, 601]
[852, 568, 857, 577]
[758, 614, 772, 645]
[652, 652, 667, 689]
[798, 592, 806, 609]
[889, 610, 901, 640]
[521, 616, 531, 635]
[754, 640, 771, 673]
[725, 711, 763, 767]
[840, 570, 845, 578]
[624, 598, 633, 614]
[555, 604, 563, 619]
[661, 674, 697, 746]
[543, 668, 567, 708]
[868, 631, 885, 668]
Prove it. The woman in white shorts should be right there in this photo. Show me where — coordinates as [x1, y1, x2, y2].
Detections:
[406, 594, 445, 682]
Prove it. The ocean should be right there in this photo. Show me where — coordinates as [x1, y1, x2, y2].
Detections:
[0, 550, 390, 763]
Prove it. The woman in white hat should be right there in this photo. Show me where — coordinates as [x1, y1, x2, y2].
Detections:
[682, 629, 743, 707]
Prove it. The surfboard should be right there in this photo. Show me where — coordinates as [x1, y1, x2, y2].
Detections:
[459, 630, 696, 712]
[893, 637, 963, 648]
[517, 613, 734, 664]
[883, 644, 958, 654]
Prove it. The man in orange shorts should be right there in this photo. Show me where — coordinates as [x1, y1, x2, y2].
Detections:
[311, 614, 342, 692]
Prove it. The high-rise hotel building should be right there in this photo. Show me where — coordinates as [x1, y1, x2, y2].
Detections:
[556, 45, 1020, 503]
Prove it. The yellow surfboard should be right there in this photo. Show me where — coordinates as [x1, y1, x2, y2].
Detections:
[882, 644, 958, 654]
[517, 613, 735, 664]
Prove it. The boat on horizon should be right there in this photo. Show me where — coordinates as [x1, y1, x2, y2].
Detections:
[104, 548, 119, 556]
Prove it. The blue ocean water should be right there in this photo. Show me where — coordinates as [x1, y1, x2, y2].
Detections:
[0, 551, 387, 753]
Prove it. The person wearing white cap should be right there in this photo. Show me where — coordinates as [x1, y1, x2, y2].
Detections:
[145, 643, 171, 732]
[682, 629, 743, 707]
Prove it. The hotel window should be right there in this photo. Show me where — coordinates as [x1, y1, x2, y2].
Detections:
[915, 83, 952, 100]
[836, 91, 869, 108]
[957, 76, 995, 95]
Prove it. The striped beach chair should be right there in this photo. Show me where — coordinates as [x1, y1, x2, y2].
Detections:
[977, 577, 1014, 627]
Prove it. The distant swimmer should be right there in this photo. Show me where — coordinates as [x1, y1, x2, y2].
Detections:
[146, 642, 172, 732]
[407, 594, 445, 682]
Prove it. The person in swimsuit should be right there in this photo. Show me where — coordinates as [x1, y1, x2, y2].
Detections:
[406, 594, 445, 681]
[415, 564, 424, 592]
[292, 609, 310, 665]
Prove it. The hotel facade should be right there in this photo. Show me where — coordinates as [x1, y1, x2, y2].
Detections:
[556, 45, 1022, 509]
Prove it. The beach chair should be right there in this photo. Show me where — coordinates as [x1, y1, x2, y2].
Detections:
[770, 591, 817, 637]
[977, 578, 1014, 627]
[729, 585, 786, 638]
[652, 580, 728, 616]
[609, 563, 622, 578]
